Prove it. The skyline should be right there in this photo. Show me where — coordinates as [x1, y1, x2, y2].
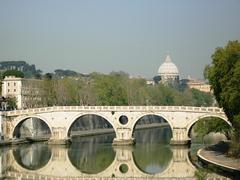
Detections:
[0, 0, 240, 79]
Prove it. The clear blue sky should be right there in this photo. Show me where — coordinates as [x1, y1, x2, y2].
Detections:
[0, 0, 239, 79]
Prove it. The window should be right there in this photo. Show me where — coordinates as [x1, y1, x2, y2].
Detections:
[14, 89, 16, 92]
[7, 83, 10, 86]
[14, 82, 16, 86]
[7, 89, 10, 92]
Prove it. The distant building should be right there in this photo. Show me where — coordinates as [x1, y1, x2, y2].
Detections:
[1, 76, 42, 109]
[153, 55, 180, 87]
[181, 76, 211, 93]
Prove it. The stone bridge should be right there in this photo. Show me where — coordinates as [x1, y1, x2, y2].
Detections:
[2, 146, 230, 179]
[1, 106, 229, 145]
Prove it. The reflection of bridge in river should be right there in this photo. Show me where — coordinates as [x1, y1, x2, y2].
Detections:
[3, 145, 229, 179]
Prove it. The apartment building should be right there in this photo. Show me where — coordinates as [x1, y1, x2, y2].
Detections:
[1, 76, 42, 109]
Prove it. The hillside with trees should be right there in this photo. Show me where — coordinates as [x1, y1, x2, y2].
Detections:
[54, 69, 89, 78]
[0, 61, 42, 78]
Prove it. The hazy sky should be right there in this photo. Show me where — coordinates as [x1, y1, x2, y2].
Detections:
[0, 0, 240, 79]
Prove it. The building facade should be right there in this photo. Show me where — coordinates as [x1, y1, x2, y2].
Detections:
[1, 76, 42, 109]
[181, 76, 211, 93]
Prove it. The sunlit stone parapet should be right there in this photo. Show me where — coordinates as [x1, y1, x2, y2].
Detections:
[112, 138, 135, 146]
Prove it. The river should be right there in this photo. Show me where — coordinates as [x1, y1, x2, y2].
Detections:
[0, 127, 236, 179]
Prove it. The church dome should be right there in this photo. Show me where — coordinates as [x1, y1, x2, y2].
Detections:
[157, 55, 179, 76]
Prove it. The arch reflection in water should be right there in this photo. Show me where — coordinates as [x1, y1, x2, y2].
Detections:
[133, 127, 173, 174]
[13, 143, 52, 170]
[9, 144, 192, 178]
[68, 134, 116, 174]
[11, 128, 173, 175]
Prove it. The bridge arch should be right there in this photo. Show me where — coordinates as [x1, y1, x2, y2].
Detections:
[130, 113, 173, 137]
[186, 114, 231, 138]
[11, 115, 53, 139]
[66, 112, 116, 139]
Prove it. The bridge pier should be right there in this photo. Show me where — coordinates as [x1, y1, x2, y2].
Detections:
[170, 128, 191, 145]
[112, 128, 135, 146]
[48, 127, 71, 145]
[112, 138, 135, 146]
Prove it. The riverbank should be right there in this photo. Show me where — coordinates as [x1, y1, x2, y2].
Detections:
[197, 141, 240, 175]
[0, 138, 29, 147]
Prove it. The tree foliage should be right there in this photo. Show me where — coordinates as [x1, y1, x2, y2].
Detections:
[2, 70, 24, 78]
[205, 40, 240, 143]
[191, 89, 213, 107]
[5, 96, 17, 110]
[54, 69, 78, 77]
[193, 117, 231, 140]
[35, 71, 213, 107]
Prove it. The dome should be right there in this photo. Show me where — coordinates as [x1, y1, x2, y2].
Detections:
[157, 55, 179, 76]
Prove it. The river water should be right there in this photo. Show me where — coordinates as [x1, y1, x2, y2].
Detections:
[0, 127, 235, 179]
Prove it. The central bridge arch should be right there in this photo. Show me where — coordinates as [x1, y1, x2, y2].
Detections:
[130, 112, 174, 138]
[66, 112, 117, 139]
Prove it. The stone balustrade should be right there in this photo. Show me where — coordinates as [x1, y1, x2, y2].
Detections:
[3, 106, 224, 117]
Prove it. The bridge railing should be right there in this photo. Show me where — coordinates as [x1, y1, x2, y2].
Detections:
[3, 106, 225, 116]
[5, 171, 226, 180]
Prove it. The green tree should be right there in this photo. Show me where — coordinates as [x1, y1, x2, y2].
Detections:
[6, 96, 17, 110]
[3, 70, 24, 78]
[194, 117, 231, 140]
[41, 74, 56, 106]
[205, 40, 240, 144]
[145, 85, 174, 105]
[191, 89, 213, 107]
[127, 78, 148, 105]
[34, 70, 215, 109]
[92, 73, 128, 106]
[174, 88, 195, 106]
